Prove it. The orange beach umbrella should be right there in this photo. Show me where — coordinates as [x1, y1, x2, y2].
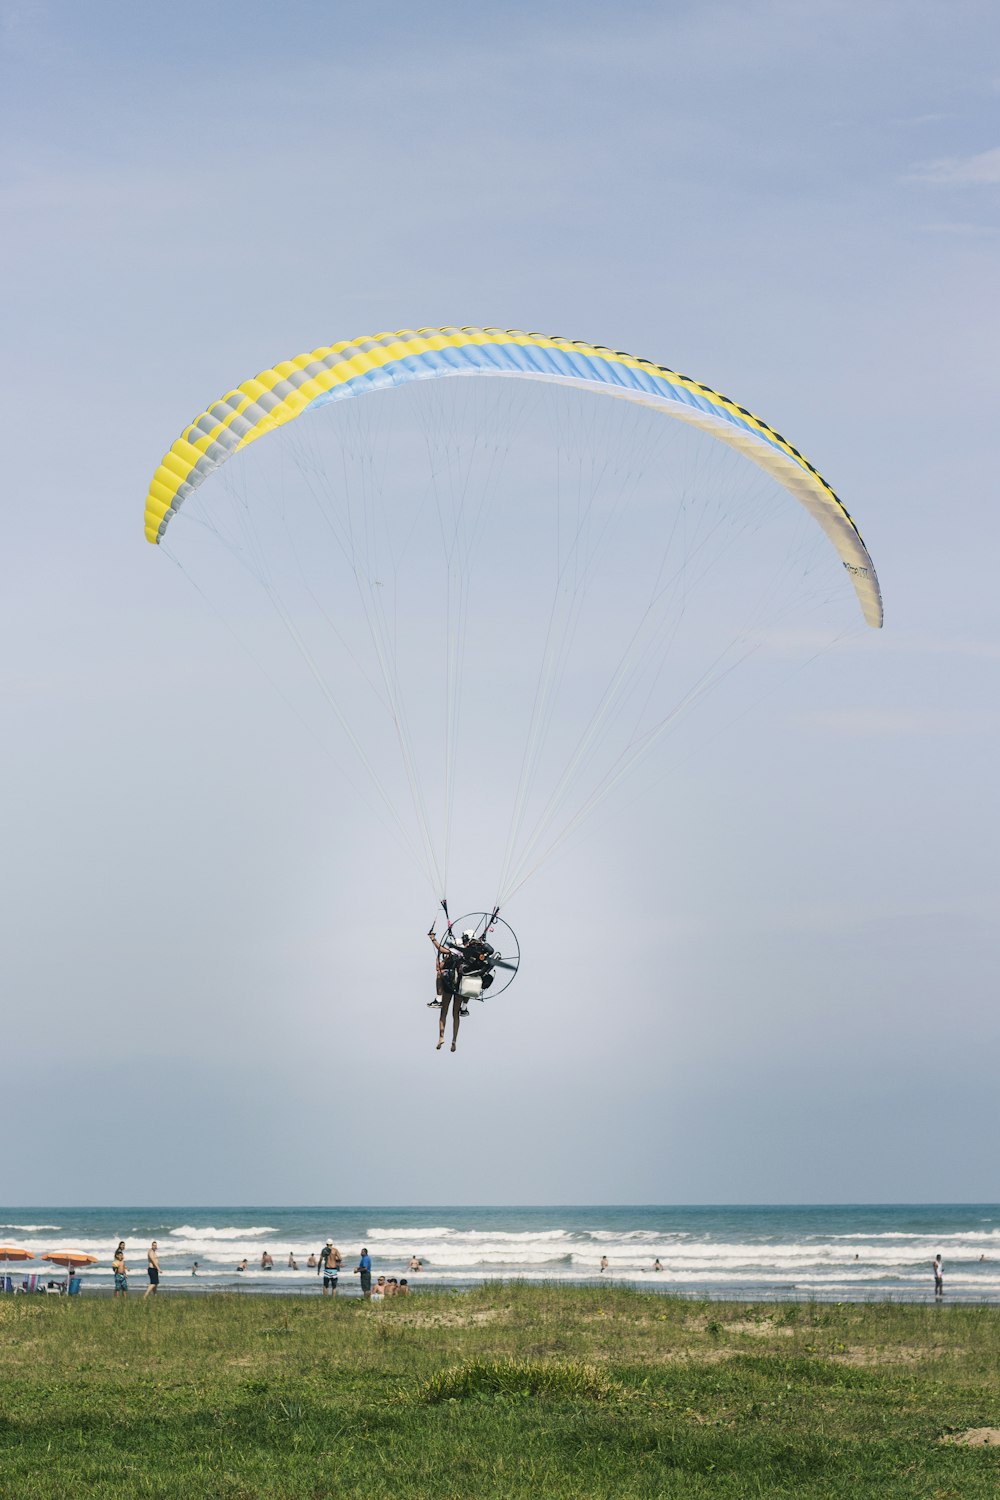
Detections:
[42, 1251, 99, 1269]
[0, 1247, 35, 1262]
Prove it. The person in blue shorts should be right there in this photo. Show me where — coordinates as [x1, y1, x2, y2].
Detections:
[355, 1247, 372, 1299]
[112, 1241, 128, 1298]
[318, 1240, 342, 1296]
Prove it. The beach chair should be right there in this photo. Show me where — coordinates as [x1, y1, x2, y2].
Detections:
[1, 1274, 12, 1294]
[20, 1274, 38, 1294]
[68, 1276, 82, 1296]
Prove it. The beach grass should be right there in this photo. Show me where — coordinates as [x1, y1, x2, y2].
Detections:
[1, 1284, 997, 1497]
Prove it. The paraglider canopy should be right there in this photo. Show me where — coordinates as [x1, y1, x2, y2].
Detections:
[144, 325, 882, 913]
[144, 327, 882, 628]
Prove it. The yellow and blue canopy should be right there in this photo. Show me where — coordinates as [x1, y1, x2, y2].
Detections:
[144, 326, 882, 627]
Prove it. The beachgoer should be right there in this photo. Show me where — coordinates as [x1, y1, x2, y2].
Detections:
[599, 1256, 609, 1274]
[236, 1258, 248, 1273]
[318, 1240, 342, 1296]
[933, 1254, 944, 1296]
[398, 1277, 410, 1296]
[112, 1242, 128, 1298]
[307, 1254, 317, 1268]
[408, 1255, 423, 1272]
[143, 1241, 160, 1299]
[653, 1258, 662, 1273]
[386, 1277, 399, 1298]
[372, 1275, 387, 1301]
[355, 1247, 373, 1300]
[287, 1253, 298, 1270]
[261, 1251, 273, 1271]
[191, 1262, 198, 1276]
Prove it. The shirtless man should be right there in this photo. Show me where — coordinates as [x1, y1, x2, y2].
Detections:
[143, 1240, 160, 1299]
[318, 1240, 342, 1296]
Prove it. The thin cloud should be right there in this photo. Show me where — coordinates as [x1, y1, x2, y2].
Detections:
[798, 708, 994, 737]
[908, 145, 1000, 184]
[765, 627, 1000, 660]
[921, 219, 1000, 236]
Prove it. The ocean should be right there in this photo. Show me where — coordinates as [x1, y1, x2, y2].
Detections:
[2, 1205, 997, 1301]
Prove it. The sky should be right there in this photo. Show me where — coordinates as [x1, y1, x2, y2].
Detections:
[1, 0, 998, 1207]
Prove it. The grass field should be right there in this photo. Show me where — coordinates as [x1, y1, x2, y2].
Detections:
[1, 1284, 997, 1497]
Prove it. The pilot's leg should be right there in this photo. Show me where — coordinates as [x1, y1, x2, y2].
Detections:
[437, 991, 452, 1049]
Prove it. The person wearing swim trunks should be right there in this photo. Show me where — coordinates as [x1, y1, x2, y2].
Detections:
[318, 1239, 342, 1296]
[143, 1241, 160, 1299]
[113, 1241, 128, 1298]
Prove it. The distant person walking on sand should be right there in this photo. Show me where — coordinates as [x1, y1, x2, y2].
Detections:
[600, 1256, 609, 1273]
[933, 1254, 944, 1296]
[144, 1241, 160, 1299]
[318, 1240, 342, 1296]
[355, 1247, 373, 1299]
[113, 1242, 128, 1298]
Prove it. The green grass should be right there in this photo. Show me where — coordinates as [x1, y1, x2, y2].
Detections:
[1, 1285, 998, 1497]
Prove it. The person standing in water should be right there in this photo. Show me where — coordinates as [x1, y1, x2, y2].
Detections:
[318, 1240, 342, 1296]
[355, 1247, 373, 1300]
[933, 1254, 944, 1296]
[143, 1241, 160, 1299]
[112, 1242, 128, 1298]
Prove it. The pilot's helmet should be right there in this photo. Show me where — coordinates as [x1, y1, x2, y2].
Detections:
[461, 930, 474, 944]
